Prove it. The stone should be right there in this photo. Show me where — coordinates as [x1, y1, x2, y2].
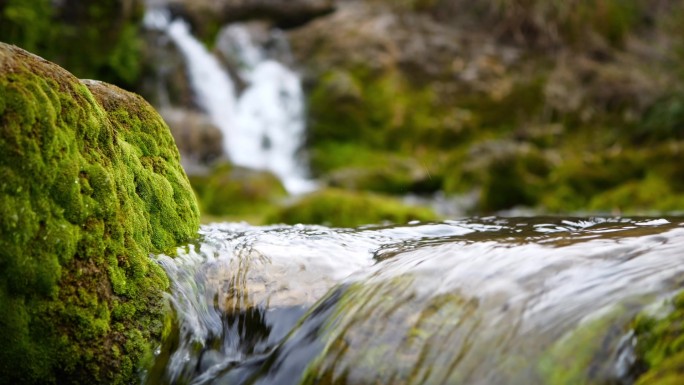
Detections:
[0, 43, 199, 384]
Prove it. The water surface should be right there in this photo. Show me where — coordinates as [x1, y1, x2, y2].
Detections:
[147, 217, 684, 385]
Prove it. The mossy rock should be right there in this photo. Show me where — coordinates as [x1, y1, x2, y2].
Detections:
[0, 43, 199, 384]
[297, 280, 480, 385]
[456, 141, 551, 212]
[266, 188, 438, 227]
[538, 306, 636, 385]
[189, 162, 287, 220]
[587, 174, 684, 214]
[306, 68, 469, 155]
[311, 142, 442, 195]
[632, 291, 684, 384]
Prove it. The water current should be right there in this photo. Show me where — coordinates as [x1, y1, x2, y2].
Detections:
[145, 217, 684, 385]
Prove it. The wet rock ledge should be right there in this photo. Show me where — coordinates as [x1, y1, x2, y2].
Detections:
[0, 42, 199, 384]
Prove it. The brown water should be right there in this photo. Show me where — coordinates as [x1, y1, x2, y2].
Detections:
[145, 217, 684, 385]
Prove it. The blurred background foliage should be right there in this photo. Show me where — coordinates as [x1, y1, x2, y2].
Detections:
[2, 0, 684, 225]
[0, 0, 144, 88]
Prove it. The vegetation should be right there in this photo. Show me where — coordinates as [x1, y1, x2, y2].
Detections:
[295, 0, 684, 216]
[189, 162, 287, 223]
[0, 0, 146, 89]
[0, 43, 199, 384]
[0, 1, 684, 384]
[632, 291, 684, 384]
[267, 188, 438, 227]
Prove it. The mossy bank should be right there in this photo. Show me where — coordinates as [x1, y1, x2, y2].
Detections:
[0, 43, 199, 384]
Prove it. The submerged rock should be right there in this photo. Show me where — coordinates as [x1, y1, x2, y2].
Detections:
[0, 43, 200, 384]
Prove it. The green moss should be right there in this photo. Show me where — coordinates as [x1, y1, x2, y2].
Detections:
[588, 174, 684, 213]
[266, 188, 438, 227]
[0, 43, 199, 384]
[538, 306, 635, 385]
[189, 162, 287, 220]
[0, 0, 146, 89]
[632, 292, 684, 384]
[456, 76, 547, 133]
[542, 148, 647, 212]
[311, 142, 442, 195]
[638, 92, 684, 141]
[476, 143, 551, 212]
[307, 67, 467, 155]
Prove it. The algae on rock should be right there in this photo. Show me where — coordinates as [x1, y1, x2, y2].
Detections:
[0, 43, 199, 384]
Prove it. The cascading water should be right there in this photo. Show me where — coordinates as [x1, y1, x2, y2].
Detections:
[143, 9, 316, 194]
[145, 217, 684, 385]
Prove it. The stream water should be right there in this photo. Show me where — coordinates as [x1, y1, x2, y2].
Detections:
[145, 217, 684, 385]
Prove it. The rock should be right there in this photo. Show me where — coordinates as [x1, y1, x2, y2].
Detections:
[152, 0, 335, 40]
[287, 1, 493, 84]
[544, 52, 665, 123]
[218, 0, 336, 28]
[139, 27, 196, 109]
[159, 107, 224, 169]
[0, 43, 199, 384]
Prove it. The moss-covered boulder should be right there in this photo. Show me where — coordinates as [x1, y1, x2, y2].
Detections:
[0, 43, 200, 384]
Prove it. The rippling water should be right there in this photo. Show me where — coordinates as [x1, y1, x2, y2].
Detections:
[145, 217, 684, 385]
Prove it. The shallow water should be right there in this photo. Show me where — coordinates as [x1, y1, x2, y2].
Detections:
[146, 217, 684, 385]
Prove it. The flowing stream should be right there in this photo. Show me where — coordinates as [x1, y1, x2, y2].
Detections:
[143, 9, 315, 194]
[145, 217, 684, 385]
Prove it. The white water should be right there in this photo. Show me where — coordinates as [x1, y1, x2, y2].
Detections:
[149, 217, 684, 384]
[143, 9, 316, 194]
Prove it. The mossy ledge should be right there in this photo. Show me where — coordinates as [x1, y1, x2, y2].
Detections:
[0, 43, 200, 384]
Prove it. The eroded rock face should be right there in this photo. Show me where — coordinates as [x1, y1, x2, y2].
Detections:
[0, 43, 199, 384]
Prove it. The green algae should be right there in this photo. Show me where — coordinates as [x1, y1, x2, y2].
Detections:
[0, 43, 199, 384]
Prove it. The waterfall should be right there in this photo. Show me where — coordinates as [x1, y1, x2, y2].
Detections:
[143, 9, 316, 194]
